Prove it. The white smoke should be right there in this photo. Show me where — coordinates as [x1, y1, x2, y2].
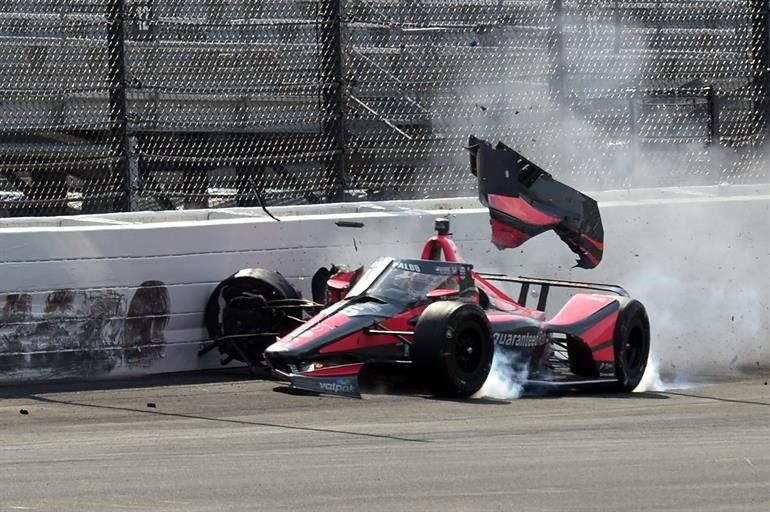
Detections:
[634, 353, 700, 392]
[633, 354, 666, 392]
[476, 348, 702, 398]
[623, 261, 767, 381]
[378, 9, 769, 393]
[474, 348, 529, 400]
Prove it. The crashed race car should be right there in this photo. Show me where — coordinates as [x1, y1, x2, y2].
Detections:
[200, 136, 650, 398]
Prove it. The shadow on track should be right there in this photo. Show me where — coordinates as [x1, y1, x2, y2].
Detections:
[663, 390, 770, 407]
[0, 368, 428, 443]
[422, 388, 670, 405]
[0, 368, 256, 399]
[12, 393, 429, 444]
[278, 366, 672, 403]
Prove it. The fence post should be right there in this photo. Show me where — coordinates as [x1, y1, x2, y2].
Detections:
[549, 0, 568, 172]
[319, 0, 348, 202]
[613, 0, 621, 53]
[751, 0, 770, 135]
[549, 0, 565, 102]
[107, 0, 131, 212]
[706, 86, 720, 146]
[628, 88, 639, 183]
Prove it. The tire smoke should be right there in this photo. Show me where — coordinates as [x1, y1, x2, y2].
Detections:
[474, 348, 529, 400]
[634, 353, 701, 392]
[624, 262, 768, 381]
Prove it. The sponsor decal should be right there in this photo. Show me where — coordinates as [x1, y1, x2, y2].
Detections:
[396, 262, 422, 272]
[291, 374, 360, 396]
[434, 265, 467, 276]
[492, 331, 546, 348]
[396, 260, 470, 277]
[317, 377, 357, 394]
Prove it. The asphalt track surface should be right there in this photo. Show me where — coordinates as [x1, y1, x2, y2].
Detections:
[1, 371, 768, 512]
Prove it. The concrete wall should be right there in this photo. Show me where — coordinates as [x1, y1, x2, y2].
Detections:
[1, 184, 768, 382]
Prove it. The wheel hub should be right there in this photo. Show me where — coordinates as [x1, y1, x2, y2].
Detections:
[455, 329, 484, 375]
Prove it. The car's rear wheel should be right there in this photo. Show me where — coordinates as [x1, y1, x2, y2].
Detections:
[412, 301, 493, 398]
[613, 299, 650, 391]
[204, 268, 301, 367]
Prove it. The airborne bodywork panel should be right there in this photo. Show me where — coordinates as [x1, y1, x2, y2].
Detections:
[467, 136, 604, 268]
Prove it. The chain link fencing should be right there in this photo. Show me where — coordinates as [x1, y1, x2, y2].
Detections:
[1, 0, 768, 216]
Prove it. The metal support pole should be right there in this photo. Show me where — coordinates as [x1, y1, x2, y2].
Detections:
[107, 0, 131, 212]
[628, 89, 639, 182]
[319, 0, 348, 202]
[613, 0, 621, 54]
[549, 0, 567, 170]
[751, 0, 770, 135]
[706, 86, 720, 146]
[549, 0, 565, 102]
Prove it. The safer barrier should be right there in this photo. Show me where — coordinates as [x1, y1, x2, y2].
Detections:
[1, 184, 768, 382]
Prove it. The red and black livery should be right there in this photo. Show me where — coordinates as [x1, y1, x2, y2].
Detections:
[202, 138, 650, 398]
[468, 135, 604, 269]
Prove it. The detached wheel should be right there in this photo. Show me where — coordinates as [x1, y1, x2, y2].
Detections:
[412, 301, 493, 398]
[204, 268, 301, 365]
[613, 299, 650, 391]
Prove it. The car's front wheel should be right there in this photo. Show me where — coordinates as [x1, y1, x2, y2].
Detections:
[204, 268, 301, 367]
[412, 301, 493, 398]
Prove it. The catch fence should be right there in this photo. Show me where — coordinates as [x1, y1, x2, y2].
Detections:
[0, 0, 768, 216]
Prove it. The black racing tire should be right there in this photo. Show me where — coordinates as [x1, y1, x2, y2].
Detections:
[412, 301, 493, 398]
[613, 299, 651, 392]
[204, 268, 301, 364]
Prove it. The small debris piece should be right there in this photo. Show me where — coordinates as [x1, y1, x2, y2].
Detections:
[146, 403, 157, 408]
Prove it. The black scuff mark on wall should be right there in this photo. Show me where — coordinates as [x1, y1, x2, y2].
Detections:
[124, 281, 169, 365]
[34, 288, 126, 375]
[0, 294, 32, 372]
[0, 281, 170, 378]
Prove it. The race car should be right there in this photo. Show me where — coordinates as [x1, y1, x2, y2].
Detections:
[200, 137, 650, 398]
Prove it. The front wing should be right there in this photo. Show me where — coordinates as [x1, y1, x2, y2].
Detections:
[272, 363, 364, 398]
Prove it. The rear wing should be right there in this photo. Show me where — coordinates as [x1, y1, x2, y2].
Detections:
[467, 136, 604, 269]
[476, 272, 629, 311]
